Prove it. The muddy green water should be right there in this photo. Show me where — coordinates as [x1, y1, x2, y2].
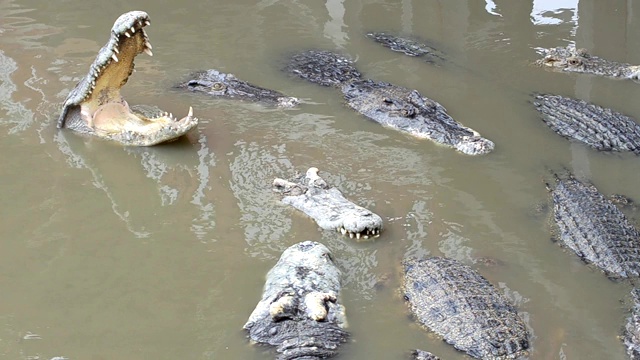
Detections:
[2, 0, 640, 359]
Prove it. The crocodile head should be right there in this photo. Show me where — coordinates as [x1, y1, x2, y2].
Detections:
[273, 167, 383, 240]
[178, 69, 299, 108]
[58, 11, 198, 146]
[285, 50, 362, 87]
[535, 45, 640, 80]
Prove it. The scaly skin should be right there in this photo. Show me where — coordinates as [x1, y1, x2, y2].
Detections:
[244, 241, 348, 360]
[402, 257, 529, 359]
[533, 94, 640, 154]
[58, 11, 198, 146]
[177, 69, 299, 107]
[548, 172, 640, 279]
[624, 289, 640, 359]
[366, 32, 446, 63]
[285, 50, 494, 155]
[273, 167, 383, 240]
[410, 349, 441, 360]
[535, 45, 640, 80]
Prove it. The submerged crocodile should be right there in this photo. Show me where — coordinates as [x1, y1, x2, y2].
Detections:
[366, 32, 446, 64]
[533, 94, 640, 154]
[535, 45, 640, 80]
[625, 288, 640, 359]
[244, 241, 349, 359]
[177, 69, 299, 107]
[285, 50, 494, 155]
[548, 172, 640, 278]
[58, 11, 197, 146]
[273, 167, 382, 240]
[410, 349, 441, 360]
[402, 257, 529, 359]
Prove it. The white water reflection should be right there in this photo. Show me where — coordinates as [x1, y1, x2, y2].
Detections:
[531, 0, 579, 27]
[324, 0, 348, 48]
[484, 0, 502, 17]
[0, 50, 35, 134]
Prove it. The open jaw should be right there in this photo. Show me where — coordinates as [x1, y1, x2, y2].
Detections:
[273, 167, 383, 240]
[57, 11, 198, 146]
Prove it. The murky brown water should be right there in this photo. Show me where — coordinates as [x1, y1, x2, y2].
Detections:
[2, 0, 640, 359]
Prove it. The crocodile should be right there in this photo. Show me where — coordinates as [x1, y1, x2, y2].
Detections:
[410, 349, 441, 360]
[244, 241, 349, 360]
[624, 288, 640, 359]
[533, 94, 640, 154]
[366, 32, 446, 64]
[285, 50, 494, 155]
[58, 11, 198, 146]
[402, 257, 530, 359]
[547, 172, 640, 278]
[273, 167, 382, 240]
[177, 69, 299, 107]
[535, 45, 640, 80]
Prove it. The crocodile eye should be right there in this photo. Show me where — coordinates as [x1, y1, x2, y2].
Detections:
[211, 82, 226, 91]
[567, 58, 581, 66]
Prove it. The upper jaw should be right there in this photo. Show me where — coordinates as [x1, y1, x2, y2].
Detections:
[58, 11, 198, 146]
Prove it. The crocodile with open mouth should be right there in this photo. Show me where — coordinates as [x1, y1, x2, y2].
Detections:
[273, 167, 383, 240]
[58, 11, 198, 146]
[535, 45, 640, 80]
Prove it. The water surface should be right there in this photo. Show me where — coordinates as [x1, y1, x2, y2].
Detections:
[2, 0, 640, 359]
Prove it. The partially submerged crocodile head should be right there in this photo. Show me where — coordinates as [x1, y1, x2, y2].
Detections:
[366, 32, 446, 64]
[286, 50, 494, 155]
[273, 167, 383, 240]
[244, 241, 349, 359]
[58, 11, 198, 146]
[177, 69, 299, 107]
[285, 50, 362, 87]
[535, 45, 640, 80]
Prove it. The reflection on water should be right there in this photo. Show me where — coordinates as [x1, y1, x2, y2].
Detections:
[531, 0, 579, 29]
[2, 0, 640, 359]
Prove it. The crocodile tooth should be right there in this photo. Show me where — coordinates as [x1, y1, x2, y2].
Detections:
[349, 232, 354, 239]
[113, 47, 119, 54]
[364, 235, 369, 239]
[145, 41, 153, 50]
[145, 20, 150, 26]
[111, 53, 118, 62]
[143, 48, 153, 56]
[169, 112, 173, 119]
[340, 227, 346, 235]
[356, 233, 361, 240]
[188, 106, 193, 117]
[124, 31, 131, 38]
[130, 26, 136, 34]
